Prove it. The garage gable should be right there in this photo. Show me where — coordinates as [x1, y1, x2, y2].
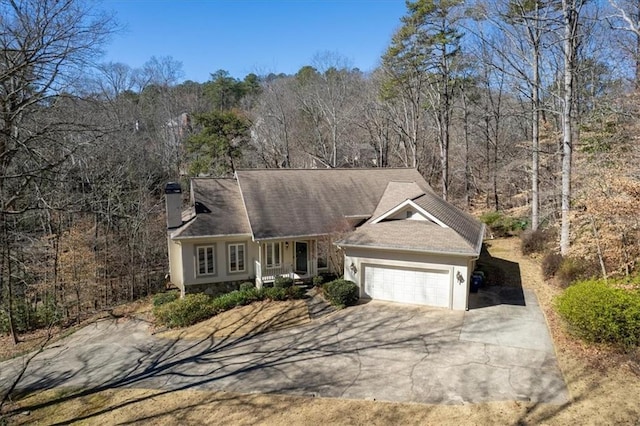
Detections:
[370, 198, 448, 227]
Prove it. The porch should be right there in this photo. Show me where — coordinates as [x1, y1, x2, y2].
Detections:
[254, 260, 300, 287]
[254, 239, 324, 288]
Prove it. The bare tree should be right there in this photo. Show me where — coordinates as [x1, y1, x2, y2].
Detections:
[560, 0, 584, 255]
[250, 76, 296, 167]
[608, 0, 640, 88]
[0, 0, 114, 343]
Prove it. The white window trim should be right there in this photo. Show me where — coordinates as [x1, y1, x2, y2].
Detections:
[265, 242, 282, 268]
[228, 243, 246, 273]
[196, 245, 216, 276]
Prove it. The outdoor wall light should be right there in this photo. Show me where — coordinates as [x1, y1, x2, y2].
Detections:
[285, 241, 289, 249]
[456, 270, 464, 285]
[350, 262, 357, 275]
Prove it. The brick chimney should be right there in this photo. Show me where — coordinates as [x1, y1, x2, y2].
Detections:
[165, 182, 182, 229]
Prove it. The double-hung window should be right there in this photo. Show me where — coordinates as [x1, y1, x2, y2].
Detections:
[265, 242, 281, 268]
[228, 243, 246, 273]
[197, 245, 215, 276]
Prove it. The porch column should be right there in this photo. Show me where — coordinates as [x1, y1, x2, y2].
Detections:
[256, 242, 263, 289]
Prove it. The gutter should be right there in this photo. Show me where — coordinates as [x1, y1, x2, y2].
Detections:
[172, 233, 253, 241]
[334, 241, 478, 258]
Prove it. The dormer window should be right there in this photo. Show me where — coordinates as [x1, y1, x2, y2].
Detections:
[406, 210, 413, 219]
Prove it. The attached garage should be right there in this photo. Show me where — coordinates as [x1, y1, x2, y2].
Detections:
[362, 265, 452, 308]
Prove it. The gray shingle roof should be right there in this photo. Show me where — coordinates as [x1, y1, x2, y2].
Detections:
[235, 168, 430, 240]
[367, 181, 427, 224]
[411, 194, 484, 253]
[170, 168, 484, 257]
[337, 220, 478, 255]
[172, 178, 251, 238]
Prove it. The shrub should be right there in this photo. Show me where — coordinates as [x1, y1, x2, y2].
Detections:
[521, 229, 550, 255]
[263, 286, 288, 301]
[286, 285, 306, 299]
[274, 276, 294, 288]
[154, 293, 214, 328]
[36, 297, 63, 328]
[211, 290, 251, 313]
[154, 285, 308, 328]
[557, 257, 592, 287]
[480, 211, 527, 237]
[556, 279, 640, 350]
[153, 291, 180, 307]
[323, 279, 359, 308]
[239, 282, 255, 291]
[320, 272, 339, 283]
[542, 252, 564, 279]
[312, 275, 324, 286]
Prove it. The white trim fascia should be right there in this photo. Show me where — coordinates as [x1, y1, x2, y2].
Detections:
[172, 233, 253, 241]
[336, 242, 475, 257]
[370, 199, 449, 228]
[253, 233, 329, 243]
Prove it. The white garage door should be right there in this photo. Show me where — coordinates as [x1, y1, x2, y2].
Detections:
[363, 265, 451, 308]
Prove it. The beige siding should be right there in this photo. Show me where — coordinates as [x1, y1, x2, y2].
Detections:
[387, 206, 429, 221]
[343, 246, 473, 311]
[176, 236, 258, 287]
[167, 236, 185, 295]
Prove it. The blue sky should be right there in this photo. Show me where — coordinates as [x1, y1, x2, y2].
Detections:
[101, 1, 407, 83]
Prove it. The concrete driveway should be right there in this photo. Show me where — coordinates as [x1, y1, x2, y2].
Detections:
[0, 287, 568, 405]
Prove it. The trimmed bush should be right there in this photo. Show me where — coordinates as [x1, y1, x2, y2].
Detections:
[239, 282, 255, 291]
[154, 293, 214, 328]
[263, 286, 288, 301]
[211, 290, 252, 313]
[274, 276, 294, 288]
[323, 279, 359, 308]
[312, 276, 324, 286]
[542, 252, 563, 279]
[556, 279, 640, 350]
[154, 285, 308, 328]
[286, 285, 306, 299]
[153, 291, 180, 307]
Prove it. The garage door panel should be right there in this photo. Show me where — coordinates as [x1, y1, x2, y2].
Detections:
[363, 265, 451, 308]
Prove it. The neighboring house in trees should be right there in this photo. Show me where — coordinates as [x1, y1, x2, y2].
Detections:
[165, 168, 484, 310]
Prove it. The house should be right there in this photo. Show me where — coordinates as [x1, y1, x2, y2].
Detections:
[165, 168, 484, 310]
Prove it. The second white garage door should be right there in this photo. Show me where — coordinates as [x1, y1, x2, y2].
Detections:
[363, 265, 451, 308]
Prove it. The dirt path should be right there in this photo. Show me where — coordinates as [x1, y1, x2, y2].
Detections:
[3, 238, 640, 425]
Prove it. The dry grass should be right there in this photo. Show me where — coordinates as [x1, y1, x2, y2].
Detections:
[3, 238, 640, 425]
[156, 300, 310, 340]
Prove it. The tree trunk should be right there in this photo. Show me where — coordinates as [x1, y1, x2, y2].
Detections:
[462, 88, 472, 207]
[4, 221, 19, 345]
[531, 17, 541, 231]
[560, 0, 578, 256]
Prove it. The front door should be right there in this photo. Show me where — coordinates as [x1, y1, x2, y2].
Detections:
[295, 242, 308, 274]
